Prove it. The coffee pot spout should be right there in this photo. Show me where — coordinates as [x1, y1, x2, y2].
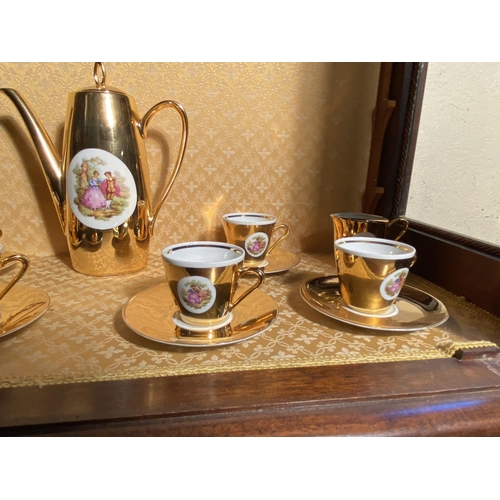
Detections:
[1, 88, 65, 232]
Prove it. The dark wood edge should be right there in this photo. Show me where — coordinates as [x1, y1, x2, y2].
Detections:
[402, 227, 500, 317]
[2, 357, 500, 436]
[11, 388, 500, 437]
[371, 62, 426, 219]
[408, 219, 500, 258]
[453, 346, 500, 360]
[390, 62, 428, 218]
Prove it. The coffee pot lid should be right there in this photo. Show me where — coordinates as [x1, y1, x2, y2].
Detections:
[77, 62, 128, 96]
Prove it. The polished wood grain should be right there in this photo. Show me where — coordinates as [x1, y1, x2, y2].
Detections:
[2, 356, 500, 436]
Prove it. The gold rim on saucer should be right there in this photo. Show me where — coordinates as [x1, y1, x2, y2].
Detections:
[0, 285, 50, 338]
[122, 283, 279, 347]
[265, 249, 301, 274]
[300, 275, 449, 332]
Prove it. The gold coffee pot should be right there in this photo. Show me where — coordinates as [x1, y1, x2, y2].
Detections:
[1, 62, 188, 276]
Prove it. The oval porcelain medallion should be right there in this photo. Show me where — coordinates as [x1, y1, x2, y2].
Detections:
[177, 276, 217, 314]
[380, 268, 409, 301]
[245, 232, 269, 257]
[67, 148, 138, 230]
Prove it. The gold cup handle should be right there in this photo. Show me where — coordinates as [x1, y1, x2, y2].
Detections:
[230, 267, 266, 311]
[140, 100, 189, 235]
[0, 254, 30, 301]
[387, 217, 409, 241]
[409, 253, 417, 269]
[267, 223, 290, 255]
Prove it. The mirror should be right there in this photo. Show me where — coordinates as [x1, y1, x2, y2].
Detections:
[405, 62, 500, 247]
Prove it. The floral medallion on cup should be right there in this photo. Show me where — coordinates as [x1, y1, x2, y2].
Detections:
[245, 232, 269, 257]
[380, 268, 409, 301]
[177, 276, 216, 314]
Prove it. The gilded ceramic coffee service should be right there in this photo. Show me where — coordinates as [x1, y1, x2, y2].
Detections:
[0, 63, 448, 346]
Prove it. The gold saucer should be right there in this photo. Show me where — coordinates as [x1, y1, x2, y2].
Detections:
[122, 283, 279, 347]
[0, 285, 50, 339]
[265, 248, 301, 274]
[300, 275, 449, 332]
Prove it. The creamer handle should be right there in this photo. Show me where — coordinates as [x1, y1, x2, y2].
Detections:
[140, 100, 189, 234]
[387, 216, 409, 241]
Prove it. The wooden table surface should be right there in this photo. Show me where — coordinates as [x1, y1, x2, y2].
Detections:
[2, 352, 500, 436]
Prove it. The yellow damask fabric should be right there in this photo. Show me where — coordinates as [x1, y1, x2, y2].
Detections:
[0, 253, 498, 388]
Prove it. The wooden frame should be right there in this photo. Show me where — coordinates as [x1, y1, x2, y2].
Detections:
[366, 62, 500, 317]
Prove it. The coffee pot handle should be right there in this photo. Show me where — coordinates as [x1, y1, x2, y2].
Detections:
[140, 100, 189, 234]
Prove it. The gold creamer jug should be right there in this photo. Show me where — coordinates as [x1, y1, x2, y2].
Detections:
[1, 63, 188, 276]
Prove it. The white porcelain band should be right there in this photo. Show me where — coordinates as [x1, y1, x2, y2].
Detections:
[162, 241, 245, 268]
[334, 237, 416, 260]
[223, 213, 277, 225]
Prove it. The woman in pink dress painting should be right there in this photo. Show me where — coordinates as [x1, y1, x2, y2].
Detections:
[81, 170, 106, 210]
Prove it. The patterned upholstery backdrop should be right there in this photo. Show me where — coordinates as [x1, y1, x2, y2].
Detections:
[0, 62, 380, 259]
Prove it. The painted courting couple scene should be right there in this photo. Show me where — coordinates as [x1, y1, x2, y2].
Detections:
[73, 157, 131, 221]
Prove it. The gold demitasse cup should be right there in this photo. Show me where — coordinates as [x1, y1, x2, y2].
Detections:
[222, 213, 290, 267]
[162, 241, 265, 331]
[334, 237, 417, 314]
[331, 212, 409, 243]
[0, 243, 30, 302]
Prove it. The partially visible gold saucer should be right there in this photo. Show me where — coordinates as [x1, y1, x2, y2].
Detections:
[0, 285, 50, 339]
[122, 283, 279, 347]
[265, 248, 301, 274]
[300, 275, 449, 332]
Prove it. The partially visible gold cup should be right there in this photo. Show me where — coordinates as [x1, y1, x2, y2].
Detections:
[162, 241, 265, 333]
[334, 237, 416, 315]
[222, 213, 290, 267]
[331, 212, 409, 243]
[0, 243, 30, 302]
